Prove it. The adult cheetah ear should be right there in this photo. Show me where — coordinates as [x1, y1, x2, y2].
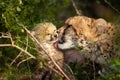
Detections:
[63, 23, 72, 28]
[57, 24, 71, 34]
[65, 17, 73, 25]
[59, 24, 72, 33]
[92, 18, 107, 33]
[94, 18, 107, 27]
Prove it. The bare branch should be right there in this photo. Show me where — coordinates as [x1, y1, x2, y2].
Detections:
[10, 51, 23, 66]
[0, 45, 36, 60]
[25, 33, 29, 51]
[8, 32, 14, 46]
[0, 44, 12, 47]
[17, 57, 33, 67]
[64, 63, 75, 80]
[71, 0, 82, 16]
[104, 0, 120, 14]
[0, 32, 10, 38]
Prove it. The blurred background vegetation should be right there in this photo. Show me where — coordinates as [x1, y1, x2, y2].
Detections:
[0, 0, 120, 80]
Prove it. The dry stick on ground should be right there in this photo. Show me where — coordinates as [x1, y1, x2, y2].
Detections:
[22, 25, 70, 80]
[71, 0, 82, 16]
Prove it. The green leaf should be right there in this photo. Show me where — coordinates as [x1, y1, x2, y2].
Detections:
[16, 6, 21, 12]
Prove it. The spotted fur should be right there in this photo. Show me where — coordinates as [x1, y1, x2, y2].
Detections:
[56, 16, 117, 65]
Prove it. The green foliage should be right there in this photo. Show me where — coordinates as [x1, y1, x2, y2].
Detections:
[0, 63, 33, 80]
[1, 0, 69, 31]
[96, 58, 120, 80]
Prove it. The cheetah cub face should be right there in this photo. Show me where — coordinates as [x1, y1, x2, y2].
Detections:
[31, 22, 58, 44]
[31, 22, 64, 71]
[31, 22, 60, 57]
[31, 23, 63, 66]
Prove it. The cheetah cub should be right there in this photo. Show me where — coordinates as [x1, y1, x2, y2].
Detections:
[31, 22, 63, 67]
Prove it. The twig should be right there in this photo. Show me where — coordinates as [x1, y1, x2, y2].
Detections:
[8, 32, 14, 46]
[17, 57, 32, 67]
[71, 0, 82, 16]
[2, 13, 10, 27]
[104, 0, 120, 14]
[0, 44, 12, 47]
[64, 63, 75, 80]
[0, 33, 10, 38]
[25, 33, 29, 51]
[10, 51, 23, 66]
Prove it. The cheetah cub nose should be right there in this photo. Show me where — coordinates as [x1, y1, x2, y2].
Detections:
[54, 34, 58, 38]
